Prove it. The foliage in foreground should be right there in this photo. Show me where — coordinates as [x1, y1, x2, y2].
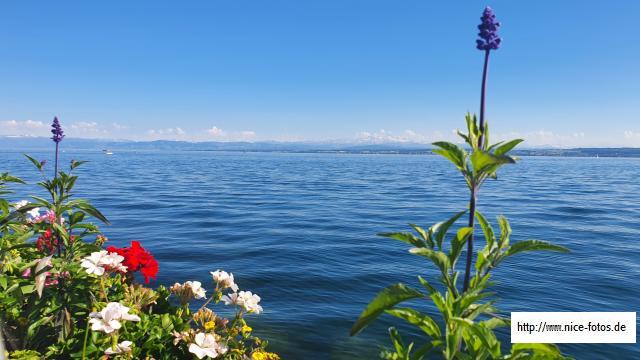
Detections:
[350, 116, 571, 360]
[1, 144, 278, 359]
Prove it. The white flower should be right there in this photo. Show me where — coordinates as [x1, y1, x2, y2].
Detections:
[221, 292, 241, 306]
[210, 270, 239, 292]
[104, 340, 133, 355]
[80, 250, 127, 276]
[89, 302, 140, 334]
[13, 200, 28, 209]
[80, 250, 108, 276]
[186, 281, 207, 299]
[239, 291, 263, 314]
[26, 207, 40, 219]
[170, 281, 207, 302]
[222, 291, 263, 314]
[102, 252, 127, 272]
[188, 332, 226, 359]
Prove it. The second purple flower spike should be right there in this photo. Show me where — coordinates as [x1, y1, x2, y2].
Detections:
[476, 7, 501, 51]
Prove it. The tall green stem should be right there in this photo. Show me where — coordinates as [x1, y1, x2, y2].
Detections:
[463, 49, 491, 293]
[81, 319, 90, 360]
[462, 186, 477, 292]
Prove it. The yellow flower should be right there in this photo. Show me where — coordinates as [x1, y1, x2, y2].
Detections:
[204, 321, 216, 331]
[252, 350, 280, 360]
[242, 324, 253, 334]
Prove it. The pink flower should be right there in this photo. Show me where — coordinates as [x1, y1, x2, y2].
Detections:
[32, 210, 59, 224]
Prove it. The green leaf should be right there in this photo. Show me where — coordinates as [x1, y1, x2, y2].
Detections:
[351, 283, 424, 336]
[70, 211, 85, 224]
[379, 232, 425, 248]
[481, 317, 509, 330]
[475, 211, 495, 250]
[493, 139, 524, 156]
[68, 199, 109, 224]
[475, 250, 488, 273]
[385, 307, 441, 339]
[432, 142, 467, 172]
[449, 227, 473, 266]
[388, 327, 407, 356]
[0, 172, 25, 184]
[410, 342, 436, 360]
[506, 240, 570, 257]
[470, 151, 515, 175]
[456, 130, 471, 145]
[409, 224, 433, 248]
[70, 160, 89, 170]
[433, 210, 467, 249]
[27, 315, 54, 339]
[482, 121, 490, 149]
[21, 284, 36, 295]
[465, 113, 479, 145]
[24, 154, 43, 171]
[497, 216, 512, 248]
[409, 248, 450, 274]
[510, 343, 565, 357]
[417, 276, 437, 295]
[466, 323, 501, 358]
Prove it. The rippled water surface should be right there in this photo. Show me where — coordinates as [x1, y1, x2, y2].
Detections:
[3, 150, 640, 359]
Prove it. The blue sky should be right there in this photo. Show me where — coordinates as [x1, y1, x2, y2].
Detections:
[1, 1, 638, 146]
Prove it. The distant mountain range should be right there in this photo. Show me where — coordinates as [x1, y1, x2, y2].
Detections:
[1, 136, 639, 158]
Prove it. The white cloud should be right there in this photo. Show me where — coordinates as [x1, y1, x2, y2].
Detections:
[204, 126, 256, 141]
[3, 119, 45, 129]
[491, 130, 591, 148]
[67, 121, 113, 137]
[207, 126, 225, 137]
[352, 128, 630, 148]
[0, 119, 48, 136]
[111, 123, 128, 130]
[355, 129, 442, 144]
[145, 127, 187, 140]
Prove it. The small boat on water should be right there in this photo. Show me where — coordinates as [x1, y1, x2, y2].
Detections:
[103, 149, 114, 155]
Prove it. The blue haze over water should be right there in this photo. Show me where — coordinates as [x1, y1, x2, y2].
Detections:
[3, 150, 640, 359]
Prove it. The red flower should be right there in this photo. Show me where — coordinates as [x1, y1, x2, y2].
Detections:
[107, 241, 158, 283]
[36, 228, 58, 254]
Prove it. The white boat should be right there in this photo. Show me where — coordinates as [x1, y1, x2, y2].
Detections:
[103, 149, 114, 155]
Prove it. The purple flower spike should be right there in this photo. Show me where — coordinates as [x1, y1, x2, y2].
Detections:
[476, 7, 501, 51]
[51, 116, 65, 143]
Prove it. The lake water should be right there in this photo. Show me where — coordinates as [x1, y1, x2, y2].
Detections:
[3, 150, 639, 359]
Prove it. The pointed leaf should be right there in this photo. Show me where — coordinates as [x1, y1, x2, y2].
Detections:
[449, 227, 473, 266]
[409, 248, 450, 274]
[470, 151, 515, 175]
[432, 142, 467, 171]
[409, 224, 433, 248]
[475, 211, 495, 250]
[506, 240, 570, 257]
[351, 283, 424, 336]
[493, 139, 524, 156]
[385, 308, 441, 339]
[433, 210, 467, 249]
[379, 232, 425, 248]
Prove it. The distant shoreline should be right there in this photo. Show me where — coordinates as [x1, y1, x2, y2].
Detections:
[2, 137, 639, 158]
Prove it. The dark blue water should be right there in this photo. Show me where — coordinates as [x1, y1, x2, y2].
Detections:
[3, 150, 639, 359]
